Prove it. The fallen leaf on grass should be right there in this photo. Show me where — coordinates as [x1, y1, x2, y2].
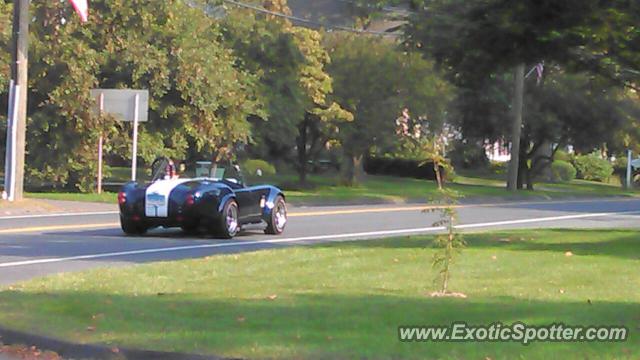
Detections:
[429, 291, 467, 298]
[267, 294, 278, 300]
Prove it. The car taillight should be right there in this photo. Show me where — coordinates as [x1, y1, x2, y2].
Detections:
[118, 191, 127, 205]
[185, 194, 195, 206]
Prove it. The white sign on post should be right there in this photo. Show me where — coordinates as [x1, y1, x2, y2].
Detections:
[90, 89, 149, 123]
[91, 89, 149, 183]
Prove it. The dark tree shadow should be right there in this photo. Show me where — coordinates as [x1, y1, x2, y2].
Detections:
[0, 291, 636, 359]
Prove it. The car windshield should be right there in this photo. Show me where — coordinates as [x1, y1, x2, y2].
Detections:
[150, 157, 243, 184]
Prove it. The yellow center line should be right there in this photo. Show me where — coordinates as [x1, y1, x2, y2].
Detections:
[0, 197, 636, 233]
[0, 223, 120, 234]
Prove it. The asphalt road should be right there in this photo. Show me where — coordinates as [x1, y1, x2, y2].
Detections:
[0, 197, 638, 286]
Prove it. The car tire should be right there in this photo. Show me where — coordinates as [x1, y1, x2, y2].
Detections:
[217, 199, 240, 239]
[120, 215, 147, 235]
[264, 195, 287, 235]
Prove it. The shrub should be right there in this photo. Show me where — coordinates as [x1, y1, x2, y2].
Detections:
[550, 160, 577, 183]
[450, 142, 488, 169]
[573, 153, 614, 182]
[554, 150, 573, 162]
[364, 156, 443, 181]
[612, 155, 629, 184]
[241, 159, 276, 177]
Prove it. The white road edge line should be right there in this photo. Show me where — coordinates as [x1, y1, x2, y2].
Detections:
[0, 210, 638, 268]
[0, 211, 118, 220]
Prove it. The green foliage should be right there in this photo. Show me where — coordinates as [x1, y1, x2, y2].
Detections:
[241, 159, 276, 177]
[407, 0, 640, 189]
[20, 0, 262, 191]
[425, 188, 465, 294]
[0, 1, 12, 168]
[406, 0, 638, 88]
[573, 153, 614, 182]
[449, 142, 488, 169]
[554, 150, 573, 162]
[221, 4, 351, 183]
[326, 33, 452, 184]
[550, 160, 577, 183]
[0, 1, 10, 94]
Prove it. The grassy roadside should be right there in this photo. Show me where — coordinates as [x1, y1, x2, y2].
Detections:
[25, 192, 117, 204]
[0, 229, 638, 359]
[24, 172, 639, 205]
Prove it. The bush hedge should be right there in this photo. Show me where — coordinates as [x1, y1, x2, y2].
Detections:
[551, 160, 577, 183]
[241, 159, 276, 177]
[364, 156, 443, 181]
[573, 153, 613, 182]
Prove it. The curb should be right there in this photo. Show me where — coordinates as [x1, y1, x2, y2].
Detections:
[0, 327, 236, 360]
[288, 194, 635, 207]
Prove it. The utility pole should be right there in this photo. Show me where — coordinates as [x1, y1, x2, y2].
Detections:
[6, 0, 29, 201]
[626, 149, 633, 189]
[507, 63, 525, 191]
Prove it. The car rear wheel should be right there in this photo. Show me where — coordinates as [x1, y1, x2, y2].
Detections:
[120, 215, 147, 235]
[216, 199, 240, 239]
[265, 195, 287, 235]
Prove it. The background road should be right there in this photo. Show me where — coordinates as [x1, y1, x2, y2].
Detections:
[0, 198, 638, 286]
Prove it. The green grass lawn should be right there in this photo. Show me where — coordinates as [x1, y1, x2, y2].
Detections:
[24, 170, 639, 205]
[26, 191, 117, 203]
[1, 229, 638, 359]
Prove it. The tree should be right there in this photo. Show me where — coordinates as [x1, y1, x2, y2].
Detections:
[407, 0, 640, 189]
[15, 0, 261, 190]
[326, 33, 452, 184]
[0, 1, 9, 93]
[447, 67, 636, 189]
[222, 1, 351, 184]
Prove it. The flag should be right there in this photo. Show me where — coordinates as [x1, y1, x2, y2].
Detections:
[68, 0, 89, 23]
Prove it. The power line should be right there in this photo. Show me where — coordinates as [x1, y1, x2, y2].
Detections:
[222, 0, 402, 37]
[333, 0, 417, 15]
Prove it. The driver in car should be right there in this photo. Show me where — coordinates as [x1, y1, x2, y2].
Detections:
[164, 159, 178, 180]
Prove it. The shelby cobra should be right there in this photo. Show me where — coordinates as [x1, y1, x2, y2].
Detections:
[118, 158, 287, 238]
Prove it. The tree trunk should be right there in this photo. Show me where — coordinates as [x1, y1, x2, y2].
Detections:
[296, 118, 309, 185]
[343, 153, 364, 186]
[517, 142, 529, 190]
[434, 163, 443, 190]
[507, 63, 525, 191]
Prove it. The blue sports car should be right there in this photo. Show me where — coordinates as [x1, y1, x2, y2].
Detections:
[118, 158, 287, 238]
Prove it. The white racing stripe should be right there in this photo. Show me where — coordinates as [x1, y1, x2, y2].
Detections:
[145, 179, 192, 218]
[0, 210, 638, 268]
